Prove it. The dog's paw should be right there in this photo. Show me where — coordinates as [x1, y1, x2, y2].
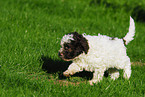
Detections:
[63, 70, 70, 77]
[89, 80, 98, 85]
[89, 80, 94, 85]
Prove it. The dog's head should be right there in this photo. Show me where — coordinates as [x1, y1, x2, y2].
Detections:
[58, 32, 89, 61]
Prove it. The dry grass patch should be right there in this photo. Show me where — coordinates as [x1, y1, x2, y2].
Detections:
[131, 62, 145, 66]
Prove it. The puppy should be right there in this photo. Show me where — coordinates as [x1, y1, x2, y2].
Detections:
[58, 17, 135, 85]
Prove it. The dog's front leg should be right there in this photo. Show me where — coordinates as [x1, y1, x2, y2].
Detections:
[89, 69, 105, 85]
[63, 63, 82, 77]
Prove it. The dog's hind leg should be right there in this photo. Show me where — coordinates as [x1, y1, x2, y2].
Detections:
[122, 58, 131, 79]
[123, 64, 131, 79]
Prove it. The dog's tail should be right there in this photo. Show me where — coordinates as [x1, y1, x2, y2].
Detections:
[123, 16, 135, 45]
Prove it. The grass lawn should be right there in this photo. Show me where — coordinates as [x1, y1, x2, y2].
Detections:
[0, 0, 145, 96]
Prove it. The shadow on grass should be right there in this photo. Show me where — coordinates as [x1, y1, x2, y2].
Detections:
[41, 56, 71, 73]
[41, 56, 108, 80]
[41, 56, 95, 80]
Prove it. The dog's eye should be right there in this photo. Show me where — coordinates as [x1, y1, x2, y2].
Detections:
[64, 44, 70, 50]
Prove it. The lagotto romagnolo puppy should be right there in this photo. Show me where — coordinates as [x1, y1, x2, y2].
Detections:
[58, 16, 135, 85]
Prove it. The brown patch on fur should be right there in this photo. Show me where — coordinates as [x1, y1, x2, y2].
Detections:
[59, 32, 89, 60]
[110, 37, 115, 40]
[73, 32, 89, 54]
[123, 39, 126, 45]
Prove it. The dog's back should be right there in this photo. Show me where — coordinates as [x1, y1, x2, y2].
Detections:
[84, 34, 127, 65]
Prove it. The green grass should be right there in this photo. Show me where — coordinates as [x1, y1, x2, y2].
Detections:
[0, 0, 145, 96]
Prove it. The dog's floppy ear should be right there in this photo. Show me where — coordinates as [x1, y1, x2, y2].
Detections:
[73, 32, 89, 54]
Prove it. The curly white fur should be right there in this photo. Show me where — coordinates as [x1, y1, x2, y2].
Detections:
[123, 16, 135, 45]
[63, 17, 135, 85]
[61, 34, 74, 46]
